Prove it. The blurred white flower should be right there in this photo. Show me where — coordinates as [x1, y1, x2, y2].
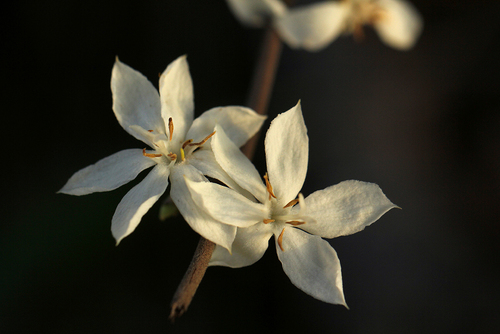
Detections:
[185, 102, 397, 305]
[226, 0, 422, 51]
[59, 56, 265, 249]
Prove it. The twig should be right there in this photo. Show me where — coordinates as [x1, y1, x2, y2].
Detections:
[169, 23, 284, 322]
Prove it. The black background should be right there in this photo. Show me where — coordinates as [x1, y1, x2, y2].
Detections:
[2, 1, 499, 333]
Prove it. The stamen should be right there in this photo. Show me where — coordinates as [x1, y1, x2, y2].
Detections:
[168, 117, 174, 141]
[182, 139, 193, 149]
[283, 199, 298, 209]
[180, 147, 185, 161]
[286, 220, 306, 226]
[167, 153, 177, 161]
[142, 148, 162, 158]
[277, 228, 285, 252]
[263, 219, 275, 224]
[189, 131, 216, 147]
[147, 130, 154, 133]
[263, 173, 276, 200]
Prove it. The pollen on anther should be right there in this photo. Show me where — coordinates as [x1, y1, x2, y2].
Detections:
[142, 148, 162, 158]
[263, 173, 277, 200]
[283, 199, 298, 208]
[277, 228, 285, 252]
[168, 117, 174, 141]
[182, 139, 193, 149]
[189, 131, 216, 147]
[286, 220, 306, 226]
[263, 219, 275, 224]
[147, 130, 154, 133]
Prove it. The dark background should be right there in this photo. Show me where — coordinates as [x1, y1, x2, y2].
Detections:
[2, 1, 499, 333]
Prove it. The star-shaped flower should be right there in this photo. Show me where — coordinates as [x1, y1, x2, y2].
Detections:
[59, 56, 266, 249]
[275, 0, 423, 51]
[185, 102, 397, 305]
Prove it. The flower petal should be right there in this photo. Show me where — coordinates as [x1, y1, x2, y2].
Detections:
[274, 2, 348, 51]
[185, 177, 268, 228]
[210, 224, 273, 268]
[211, 124, 268, 203]
[265, 102, 308, 206]
[111, 163, 170, 244]
[226, 0, 287, 28]
[58, 149, 156, 196]
[186, 106, 266, 148]
[300, 180, 398, 239]
[111, 58, 165, 140]
[170, 164, 236, 251]
[159, 55, 194, 143]
[189, 149, 254, 200]
[373, 0, 423, 50]
[275, 227, 347, 306]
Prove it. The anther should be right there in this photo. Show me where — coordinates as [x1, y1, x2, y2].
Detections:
[167, 153, 177, 161]
[283, 199, 298, 209]
[189, 131, 216, 147]
[180, 147, 185, 161]
[182, 139, 193, 149]
[142, 148, 162, 158]
[263, 173, 276, 200]
[147, 130, 154, 133]
[277, 228, 285, 252]
[263, 219, 275, 224]
[286, 220, 306, 226]
[168, 117, 174, 141]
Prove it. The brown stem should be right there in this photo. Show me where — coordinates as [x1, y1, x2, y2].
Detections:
[169, 23, 284, 322]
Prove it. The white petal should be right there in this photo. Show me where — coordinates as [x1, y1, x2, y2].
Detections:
[186, 106, 266, 148]
[226, 0, 287, 28]
[188, 149, 254, 200]
[58, 149, 156, 196]
[300, 180, 398, 239]
[265, 102, 308, 206]
[276, 227, 347, 306]
[374, 0, 423, 50]
[274, 2, 348, 52]
[170, 164, 236, 251]
[210, 224, 273, 268]
[211, 124, 268, 203]
[111, 164, 170, 244]
[111, 59, 165, 140]
[159, 55, 194, 143]
[185, 177, 268, 228]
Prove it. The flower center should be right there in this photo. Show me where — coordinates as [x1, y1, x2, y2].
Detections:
[142, 117, 216, 164]
[343, 0, 386, 41]
[261, 173, 306, 251]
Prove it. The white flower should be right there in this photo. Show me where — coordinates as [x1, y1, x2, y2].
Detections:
[226, 0, 287, 27]
[185, 102, 397, 305]
[275, 0, 423, 51]
[59, 56, 266, 249]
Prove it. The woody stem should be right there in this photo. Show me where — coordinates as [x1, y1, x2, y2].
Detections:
[169, 23, 284, 322]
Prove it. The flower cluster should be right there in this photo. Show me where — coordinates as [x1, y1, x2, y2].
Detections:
[227, 0, 423, 50]
[60, 55, 397, 306]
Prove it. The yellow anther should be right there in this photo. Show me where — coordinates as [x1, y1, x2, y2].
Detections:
[277, 228, 285, 252]
[286, 220, 306, 226]
[263, 219, 275, 224]
[167, 153, 177, 161]
[180, 147, 185, 161]
[263, 173, 276, 200]
[168, 117, 174, 141]
[283, 199, 298, 209]
[189, 131, 216, 147]
[142, 148, 162, 158]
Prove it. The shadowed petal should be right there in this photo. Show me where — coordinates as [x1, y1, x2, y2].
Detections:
[111, 164, 170, 244]
[276, 227, 347, 306]
[170, 164, 236, 251]
[210, 224, 274, 268]
[111, 59, 164, 140]
[226, 0, 287, 27]
[59, 149, 156, 196]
